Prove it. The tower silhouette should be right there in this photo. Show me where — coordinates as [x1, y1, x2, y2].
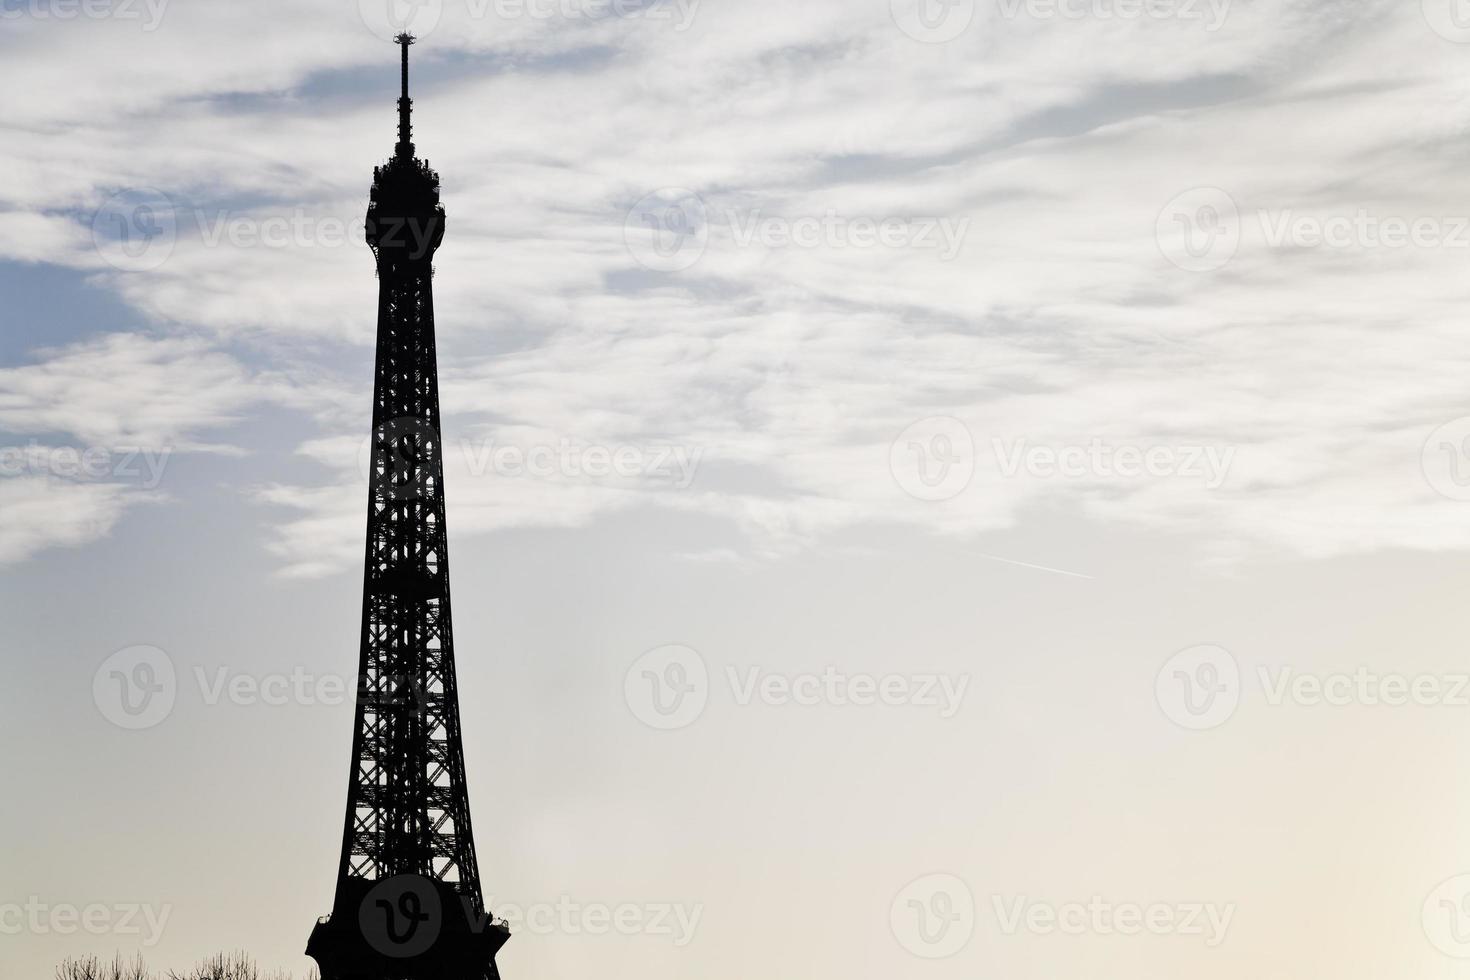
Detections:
[307, 35, 510, 980]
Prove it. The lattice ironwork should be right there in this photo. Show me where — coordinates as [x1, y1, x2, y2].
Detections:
[308, 35, 508, 980]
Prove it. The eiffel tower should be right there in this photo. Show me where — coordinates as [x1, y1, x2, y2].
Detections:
[307, 34, 510, 980]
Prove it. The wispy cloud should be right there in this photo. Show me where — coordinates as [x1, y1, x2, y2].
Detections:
[5, 0, 1470, 573]
[0, 475, 144, 564]
[0, 333, 294, 560]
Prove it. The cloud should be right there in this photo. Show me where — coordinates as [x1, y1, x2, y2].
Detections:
[0, 476, 143, 564]
[0, 332, 298, 562]
[7, 0, 1470, 573]
[0, 332, 276, 448]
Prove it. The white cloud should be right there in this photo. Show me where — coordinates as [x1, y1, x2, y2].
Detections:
[0, 333, 299, 562]
[6, 0, 1470, 573]
[0, 476, 144, 564]
[0, 332, 278, 449]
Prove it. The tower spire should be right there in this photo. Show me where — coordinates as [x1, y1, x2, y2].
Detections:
[395, 32, 415, 159]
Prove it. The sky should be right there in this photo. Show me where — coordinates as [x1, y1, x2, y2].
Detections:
[7, 0, 1470, 977]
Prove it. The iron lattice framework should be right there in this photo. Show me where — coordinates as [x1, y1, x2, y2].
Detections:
[309, 34, 508, 980]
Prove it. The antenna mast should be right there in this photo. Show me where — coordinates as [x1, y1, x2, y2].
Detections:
[395, 32, 415, 159]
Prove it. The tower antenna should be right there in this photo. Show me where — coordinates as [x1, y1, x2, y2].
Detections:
[395, 32, 415, 159]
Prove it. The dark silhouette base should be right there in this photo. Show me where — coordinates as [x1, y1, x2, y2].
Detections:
[307, 877, 508, 980]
